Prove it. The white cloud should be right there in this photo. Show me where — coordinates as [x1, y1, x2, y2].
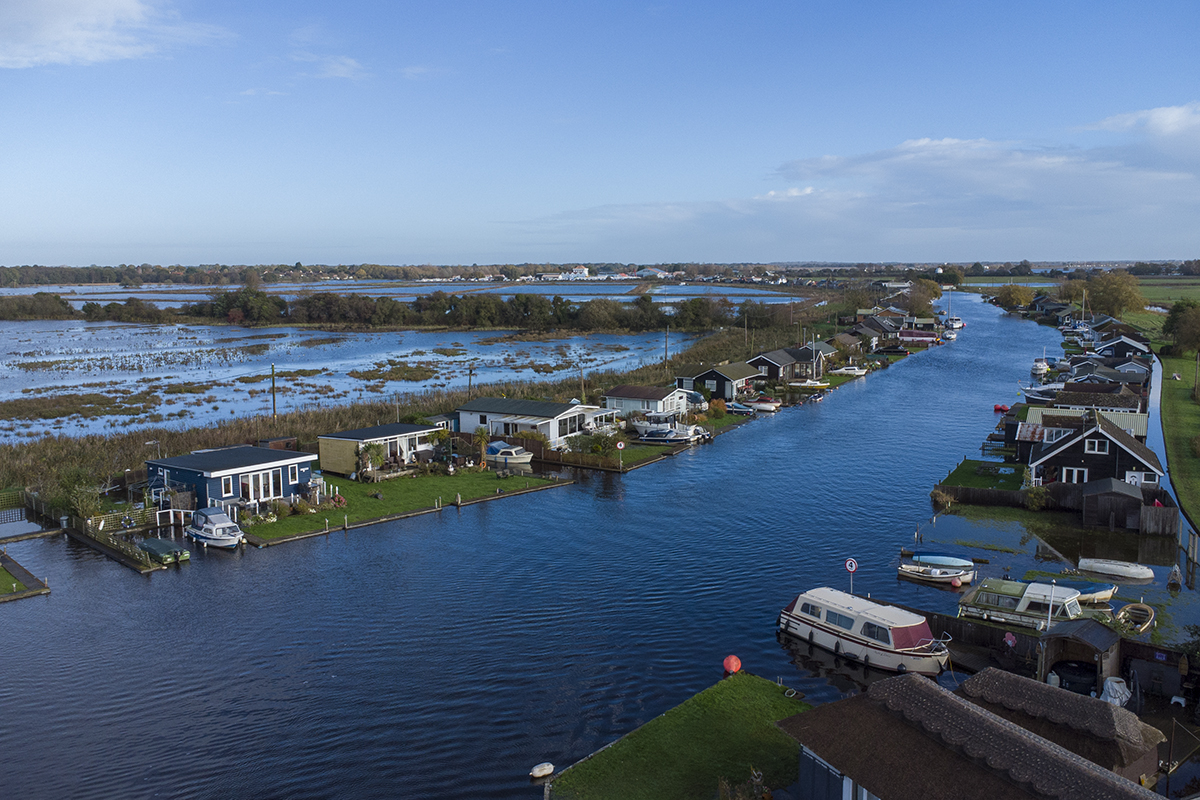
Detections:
[292, 51, 368, 80]
[0, 0, 226, 68]
[512, 120, 1200, 262]
[1092, 102, 1200, 138]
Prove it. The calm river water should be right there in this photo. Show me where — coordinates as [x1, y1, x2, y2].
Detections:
[1, 293, 1192, 799]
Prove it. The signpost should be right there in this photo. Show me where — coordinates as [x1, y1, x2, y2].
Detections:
[845, 557, 858, 594]
[616, 440, 625, 472]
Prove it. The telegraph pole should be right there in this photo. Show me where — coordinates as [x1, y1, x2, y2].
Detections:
[271, 363, 277, 420]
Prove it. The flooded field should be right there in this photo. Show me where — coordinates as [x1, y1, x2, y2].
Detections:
[0, 322, 694, 440]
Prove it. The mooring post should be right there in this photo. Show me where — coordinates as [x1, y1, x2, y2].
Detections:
[343, 514, 348, 530]
[325, 518, 329, 532]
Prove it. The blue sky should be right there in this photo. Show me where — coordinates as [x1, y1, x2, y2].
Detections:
[2, 1, 1199, 266]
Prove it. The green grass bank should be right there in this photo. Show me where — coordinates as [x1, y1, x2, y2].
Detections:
[551, 671, 809, 800]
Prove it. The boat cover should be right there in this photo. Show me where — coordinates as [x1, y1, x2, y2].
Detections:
[892, 622, 936, 651]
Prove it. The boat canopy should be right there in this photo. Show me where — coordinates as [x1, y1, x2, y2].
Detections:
[891, 622, 937, 651]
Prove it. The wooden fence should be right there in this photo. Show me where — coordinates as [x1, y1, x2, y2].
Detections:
[936, 482, 1179, 536]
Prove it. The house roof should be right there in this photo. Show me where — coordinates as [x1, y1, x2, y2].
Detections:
[1041, 619, 1124, 652]
[602, 384, 676, 401]
[456, 396, 580, 419]
[958, 668, 1162, 771]
[813, 342, 838, 356]
[1024, 408, 1148, 439]
[148, 445, 316, 476]
[777, 673, 1158, 800]
[748, 349, 797, 367]
[831, 333, 860, 347]
[708, 361, 763, 381]
[1051, 389, 1142, 411]
[320, 422, 440, 442]
[674, 363, 710, 379]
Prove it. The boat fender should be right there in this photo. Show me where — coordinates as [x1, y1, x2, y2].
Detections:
[808, 630, 814, 644]
[834, 641, 841, 655]
[863, 655, 869, 668]
[897, 664, 907, 674]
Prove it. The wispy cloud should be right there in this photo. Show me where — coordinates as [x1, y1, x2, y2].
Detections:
[0, 0, 227, 69]
[513, 106, 1200, 262]
[239, 88, 286, 97]
[400, 65, 432, 80]
[292, 51, 368, 80]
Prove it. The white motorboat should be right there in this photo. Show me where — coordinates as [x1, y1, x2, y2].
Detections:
[638, 429, 699, 445]
[789, 379, 830, 389]
[485, 442, 534, 465]
[1076, 558, 1155, 582]
[1020, 382, 1065, 405]
[944, 291, 964, 329]
[777, 587, 951, 675]
[897, 563, 975, 586]
[828, 366, 868, 376]
[744, 395, 782, 412]
[942, 330, 957, 341]
[186, 507, 244, 549]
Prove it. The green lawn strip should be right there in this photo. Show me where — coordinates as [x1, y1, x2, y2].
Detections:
[615, 444, 672, 464]
[0, 566, 27, 594]
[245, 471, 557, 540]
[1134, 276, 1200, 305]
[940, 459, 1023, 490]
[552, 672, 809, 800]
[1155, 350, 1200, 529]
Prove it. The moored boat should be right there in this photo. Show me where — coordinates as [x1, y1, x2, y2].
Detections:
[1168, 564, 1184, 590]
[745, 395, 782, 412]
[638, 429, 699, 445]
[137, 537, 187, 565]
[485, 441, 534, 465]
[186, 508, 244, 549]
[1115, 602, 1156, 634]
[777, 587, 950, 675]
[1053, 580, 1117, 605]
[957, 578, 1112, 631]
[897, 563, 974, 586]
[724, 401, 755, 415]
[942, 329, 957, 341]
[789, 379, 830, 389]
[828, 366, 868, 376]
[1076, 558, 1155, 582]
[908, 553, 975, 569]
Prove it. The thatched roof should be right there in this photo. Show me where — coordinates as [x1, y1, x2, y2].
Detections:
[777, 673, 1159, 800]
[958, 668, 1164, 770]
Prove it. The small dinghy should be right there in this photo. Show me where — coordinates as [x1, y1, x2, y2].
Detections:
[1115, 603, 1156, 634]
[898, 563, 975, 586]
[1077, 558, 1155, 582]
[1168, 564, 1184, 590]
[529, 763, 554, 779]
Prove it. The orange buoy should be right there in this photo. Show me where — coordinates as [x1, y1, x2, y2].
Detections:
[723, 654, 742, 674]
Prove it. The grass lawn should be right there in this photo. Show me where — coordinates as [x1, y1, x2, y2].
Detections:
[824, 373, 861, 389]
[941, 459, 1024, 490]
[616, 444, 673, 464]
[1134, 276, 1200, 305]
[1155, 349, 1200, 528]
[552, 671, 810, 800]
[0, 566, 27, 593]
[245, 470, 558, 540]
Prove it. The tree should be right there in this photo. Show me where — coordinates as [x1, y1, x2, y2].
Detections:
[1086, 271, 1144, 319]
[1057, 280, 1086, 304]
[473, 426, 491, 466]
[906, 278, 943, 315]
[358, 442, 386, 481]
[1170, 306, 1200, 354]
[1163, 299, 1200, 342]
[994, 284, 1035, 310]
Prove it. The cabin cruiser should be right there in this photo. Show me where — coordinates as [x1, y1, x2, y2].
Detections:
[942, 329, 957, 341]
[1020, 382, 1065, 405]
[629, 411, 710, 441]
[777, 587, 951, 675]
[828, 366, 869, 376]
[638, 428, 701, 445]
[485, 442, 534, 465]
[957, 578, 1112, 631]
[186, 508, 245, 549]
[744, 395, 782, 412]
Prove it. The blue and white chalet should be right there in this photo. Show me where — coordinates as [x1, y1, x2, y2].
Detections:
[146, 445, 318, 512]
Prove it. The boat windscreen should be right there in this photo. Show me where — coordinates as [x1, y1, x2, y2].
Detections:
[891, 622, 935, 650]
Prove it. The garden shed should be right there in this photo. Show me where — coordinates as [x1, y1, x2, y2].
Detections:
[1080, 478, 1143, 529]
[318, 423, 441, 477]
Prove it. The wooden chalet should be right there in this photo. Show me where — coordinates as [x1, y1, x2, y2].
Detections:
[1029, 412, 1163, 487]
[601, 384, 689, 416]
[674, 361, 762, 400]
[746, 349, 798, 382]
[318, 422, 441, 477]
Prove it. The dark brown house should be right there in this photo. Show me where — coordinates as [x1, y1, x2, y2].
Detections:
[1029, 412, 1163, 488]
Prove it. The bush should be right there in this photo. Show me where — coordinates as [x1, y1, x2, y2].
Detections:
[270, 499, 290, 518]
[929, 489, 954, 511]
[295, 499, 312, 515]
[709, 399, 727, 418]
[1025, 485, 1049, 512]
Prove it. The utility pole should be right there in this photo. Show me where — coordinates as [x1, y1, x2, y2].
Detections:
[579, 362, 584, 401]
[468, 363, 474, 398]
[271, 363, 277, 420]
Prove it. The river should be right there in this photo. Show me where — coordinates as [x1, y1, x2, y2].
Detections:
[0, 293, 1193, 799]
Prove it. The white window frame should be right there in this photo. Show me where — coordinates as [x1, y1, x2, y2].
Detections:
[1062, 467, 1088, 484]
[1084, 438, 1109, 454]
[221, 476, 234, 496]
[288, 464, 299, 484]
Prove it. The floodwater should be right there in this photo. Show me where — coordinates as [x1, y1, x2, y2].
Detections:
[0, 279, 800, 309]
[0, 323, 694, 440]
[1, 293, 1194, 799]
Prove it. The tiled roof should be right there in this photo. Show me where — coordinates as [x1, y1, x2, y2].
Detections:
[1096, 414, 1163, 473]
[749, 349, 797, 367]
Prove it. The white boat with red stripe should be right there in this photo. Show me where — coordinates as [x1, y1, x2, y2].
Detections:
[777, 587, 950, 675]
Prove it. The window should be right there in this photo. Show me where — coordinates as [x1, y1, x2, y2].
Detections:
[221, 476, 233, 496]
[479, 414, 487, 426]
[1062, 467, 1088, 484]
[799, 603, 822, 619]
[705, 379, 717, 392]
[1143, 473, 1159, 484]
[288, 464, 298, 484]
[861, 622, 890, 645]
[1084, 439, 1109, 454]
[827, 611, 855, 630]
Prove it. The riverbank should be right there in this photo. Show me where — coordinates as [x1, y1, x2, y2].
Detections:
[550, 671, 808, 800]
